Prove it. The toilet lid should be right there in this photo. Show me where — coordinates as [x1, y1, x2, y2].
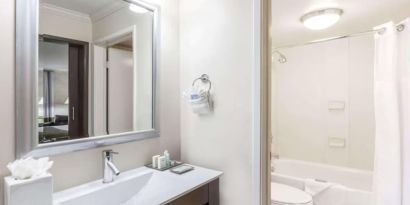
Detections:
[271, 182, 312, 204]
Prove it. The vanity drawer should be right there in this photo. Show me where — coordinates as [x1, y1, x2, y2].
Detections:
[166, 179, 219, 205]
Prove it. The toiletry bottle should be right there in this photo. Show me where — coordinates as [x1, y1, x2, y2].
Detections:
[152, 155, 160, 168]
[158, 156, 166, 169]
[164, 150, 171, 166]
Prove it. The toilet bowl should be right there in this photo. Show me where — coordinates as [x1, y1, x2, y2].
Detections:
[271, 182, 313, 205]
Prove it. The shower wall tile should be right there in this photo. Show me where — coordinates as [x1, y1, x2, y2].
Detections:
[322, 38, 350, 167]
[272, 35, 375, 171]
[347, 36, 375, 170]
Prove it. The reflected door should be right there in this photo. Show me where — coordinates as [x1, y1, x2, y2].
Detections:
[107, 47, 134, 134]
[38, 35, 89, 143]
[68, 43, 89, 139]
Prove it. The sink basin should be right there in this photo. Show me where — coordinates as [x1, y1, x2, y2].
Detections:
[53, 165, 222, 205]
[54, 170, 153, 205]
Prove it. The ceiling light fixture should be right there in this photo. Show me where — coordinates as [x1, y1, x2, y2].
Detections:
[129, 4, 148, 13]
[301, 8, 343, 30]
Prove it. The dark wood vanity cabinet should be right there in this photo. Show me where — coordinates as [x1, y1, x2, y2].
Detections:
[166, 179, 219, 205]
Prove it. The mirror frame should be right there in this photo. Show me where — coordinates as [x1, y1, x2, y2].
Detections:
[16, 0, 160, 158]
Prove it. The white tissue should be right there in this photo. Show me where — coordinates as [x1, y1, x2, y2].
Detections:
[183, 88, 213, 114]
[7, 157, 54, 180]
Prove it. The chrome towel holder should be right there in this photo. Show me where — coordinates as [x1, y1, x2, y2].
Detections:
[192, 74, 212, 92]
[187, 74, 213, 114]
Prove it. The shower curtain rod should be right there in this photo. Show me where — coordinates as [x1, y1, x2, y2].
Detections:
[273, 28, 386, 50]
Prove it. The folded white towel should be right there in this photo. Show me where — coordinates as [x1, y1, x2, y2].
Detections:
[304, 178, 335, 196]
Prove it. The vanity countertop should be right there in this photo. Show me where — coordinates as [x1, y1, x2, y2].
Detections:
[53, 165, 222, 205]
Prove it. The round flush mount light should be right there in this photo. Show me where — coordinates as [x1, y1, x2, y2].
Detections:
[301, 8, 343, 30]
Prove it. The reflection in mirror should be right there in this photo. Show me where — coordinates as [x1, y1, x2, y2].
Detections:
[38, 40, 71, 143]
[38, 0, 154, 144]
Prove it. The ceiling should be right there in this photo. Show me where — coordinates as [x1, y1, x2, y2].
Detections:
[41, 0, 119, 15]
[272, 0, 410, 47]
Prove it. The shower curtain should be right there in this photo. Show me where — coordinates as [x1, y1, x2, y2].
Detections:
[373, 18, 410, 205]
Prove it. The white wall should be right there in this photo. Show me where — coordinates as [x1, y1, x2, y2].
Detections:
[271, 35, 375, 170]
[0, 0, 16, 204]
[180, 0, 254, 204]
[92, 45, 107, 136]
[347, 36, 375, 170]
[0, 1, 180, 204]
[40, 4, 92, 42]
[107, 48, 134, 134]
[92, 7, 154, 132]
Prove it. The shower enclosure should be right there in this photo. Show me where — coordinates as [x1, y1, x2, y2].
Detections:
[270, 34, 376, 205]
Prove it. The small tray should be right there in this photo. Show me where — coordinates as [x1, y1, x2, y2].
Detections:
[145, 161, 183, 171]
[170, 165, 194, 175]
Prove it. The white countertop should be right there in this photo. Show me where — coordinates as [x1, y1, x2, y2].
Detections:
[53, 165, 222, 205]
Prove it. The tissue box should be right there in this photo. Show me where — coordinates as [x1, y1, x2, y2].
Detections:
[4, 174, 53, 205]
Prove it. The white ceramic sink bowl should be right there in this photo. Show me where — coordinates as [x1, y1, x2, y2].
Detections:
[53, 165, 222, 205]
[54, 170, 153, 205]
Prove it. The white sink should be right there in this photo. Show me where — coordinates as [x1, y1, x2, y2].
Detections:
[53, 165, 222, 205]
[54, 170, 153, 205]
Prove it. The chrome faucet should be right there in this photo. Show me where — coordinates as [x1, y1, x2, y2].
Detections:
[102, 150, 121, 183]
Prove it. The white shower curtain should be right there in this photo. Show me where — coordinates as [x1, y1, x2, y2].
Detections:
[373, 18, 410, 205]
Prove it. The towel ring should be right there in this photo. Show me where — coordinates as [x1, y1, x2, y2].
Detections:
[192, 74, 212, 92]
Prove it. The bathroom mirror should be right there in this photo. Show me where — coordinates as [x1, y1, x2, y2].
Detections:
[16, 0, 159, 157]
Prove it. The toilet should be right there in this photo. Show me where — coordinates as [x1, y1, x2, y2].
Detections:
[271, 182, 313, 205]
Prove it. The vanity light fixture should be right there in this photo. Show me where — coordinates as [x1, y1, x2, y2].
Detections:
[301, 8, 343, 30]
[129, 4, 148, 13]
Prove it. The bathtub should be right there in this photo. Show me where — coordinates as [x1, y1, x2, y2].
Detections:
[272, 159, 374, 205]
